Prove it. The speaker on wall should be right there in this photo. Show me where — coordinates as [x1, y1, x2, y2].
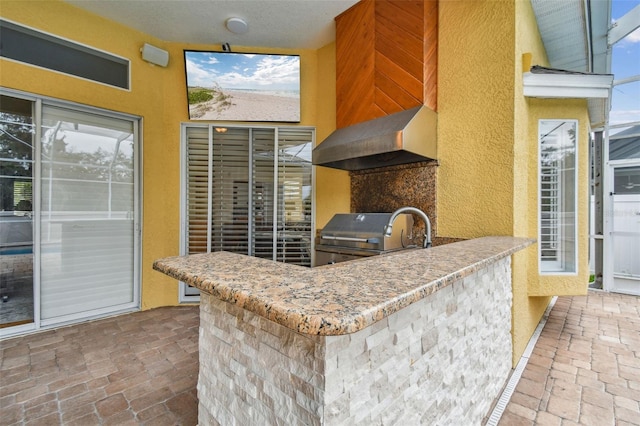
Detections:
[140, 43, 169, 67]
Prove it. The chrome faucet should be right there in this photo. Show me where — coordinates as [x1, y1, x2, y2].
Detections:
[384, 206, 432, 248]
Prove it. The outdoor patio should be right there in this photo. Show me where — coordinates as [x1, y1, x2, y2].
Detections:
[1, 290, 638, 425]
[498, 290, 640, 425]
[0, 306, 199, 425]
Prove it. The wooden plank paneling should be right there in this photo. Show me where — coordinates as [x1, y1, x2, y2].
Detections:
[336, 0, 438, 126]
[375, 69, 421, 113]
[375, 52, 422, 104]
[374, 0, 425, 114]
[375, 31, 423, 80]
[375, 15, 422, 62]
[424, 0, 438, 111]
[374, 85, 402, 114]
[336, 0, 376, 127]
[375, 1, 424, 40]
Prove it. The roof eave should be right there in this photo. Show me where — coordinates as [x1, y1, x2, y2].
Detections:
[523, 72, 613, 99]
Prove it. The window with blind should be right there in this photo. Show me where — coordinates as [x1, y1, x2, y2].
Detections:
[181, 124, 314, 299]
[539, 120, 577, 274]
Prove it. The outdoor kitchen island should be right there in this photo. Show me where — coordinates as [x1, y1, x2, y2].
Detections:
[153, 236, 534, 425]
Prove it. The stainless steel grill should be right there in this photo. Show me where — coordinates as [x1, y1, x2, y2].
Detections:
[314, 213, 416, 266]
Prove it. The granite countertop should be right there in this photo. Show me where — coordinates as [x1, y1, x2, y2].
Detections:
[153, 236, 534, 336]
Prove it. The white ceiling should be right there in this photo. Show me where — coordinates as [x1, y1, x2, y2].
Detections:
[63, 0, 359, 50]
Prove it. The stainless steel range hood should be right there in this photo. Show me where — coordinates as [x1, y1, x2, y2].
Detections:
[312, 105, 437, 171]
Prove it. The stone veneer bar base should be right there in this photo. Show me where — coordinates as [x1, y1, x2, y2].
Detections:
[197, 257, 513, 425]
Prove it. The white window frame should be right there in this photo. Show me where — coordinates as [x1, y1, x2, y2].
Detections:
[538, 119, 579, 275]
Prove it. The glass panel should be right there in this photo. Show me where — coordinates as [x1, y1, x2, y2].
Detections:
[609, 123, 640, 161]
[211, 128, 250, 254]
[185, 126, 210, 256]
[0, 19, 130, 89]
[276, 128, 313, 266]
[614, 165, 640, 195]
[40, 105, 135, 321]
[0, 95, 35, 327]
[252, 128, 276, 260]
[611, 165, 640, 295]
[183, 126, 211, 297]
[539, 120, 577, 274]
[612, 166, 640, 279]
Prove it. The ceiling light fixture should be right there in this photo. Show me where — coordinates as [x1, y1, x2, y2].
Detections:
[225, 17, 248, 34]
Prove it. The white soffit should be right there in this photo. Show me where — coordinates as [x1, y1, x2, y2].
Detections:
[530, 0, 590, 72]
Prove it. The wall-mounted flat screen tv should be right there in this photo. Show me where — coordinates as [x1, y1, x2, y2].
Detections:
[184, 50, 300, 122]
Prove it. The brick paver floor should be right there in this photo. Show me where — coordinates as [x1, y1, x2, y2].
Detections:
[0, 306, 200, 425]
[1, 291, 638, 425]
[499, 291, 640, 426]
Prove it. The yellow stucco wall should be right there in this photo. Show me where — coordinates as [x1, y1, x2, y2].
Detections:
[439, 0, 590, 365]
[526, 99, 591, 296]
[1, 0, 180, 309]
[439, 0, 528, 363]
[0, 0, 344, 308]
[438, 0, 516, 238]
[511, 96, 590, 361]
[511, 0, 554, 366]
[313, 43, 351, 229]
[513, 1, 590, 360]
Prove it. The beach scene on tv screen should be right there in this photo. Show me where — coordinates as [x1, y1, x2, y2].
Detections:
[185, 51, 300, 122]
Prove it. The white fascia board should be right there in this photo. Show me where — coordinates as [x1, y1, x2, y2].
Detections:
[523, 72, 613, 99]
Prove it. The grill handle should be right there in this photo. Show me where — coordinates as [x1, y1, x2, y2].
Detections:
[320, 235, 381, 244]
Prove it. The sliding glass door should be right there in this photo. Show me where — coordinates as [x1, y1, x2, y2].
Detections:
[0, 91, 140, 334]
[39, 105, 138, 323]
